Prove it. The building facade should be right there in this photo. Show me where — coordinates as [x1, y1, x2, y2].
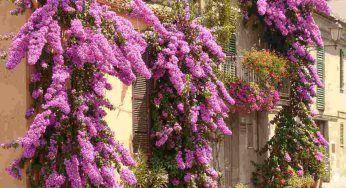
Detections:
[312, 12, 346, 184]
[0, 0, 345, 187]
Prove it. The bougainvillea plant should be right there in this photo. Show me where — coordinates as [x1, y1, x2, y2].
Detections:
[252, 107, 327, 187]
[2, 0, 152, 187]
[239, 0, 331, 186]
[3, 0, 237, 187]
[130, 0, 235, 187]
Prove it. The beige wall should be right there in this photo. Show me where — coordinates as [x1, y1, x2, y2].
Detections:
[322, 43, 346, 181]
[105, 77, 133, 151]
[0, 1, 27, 188]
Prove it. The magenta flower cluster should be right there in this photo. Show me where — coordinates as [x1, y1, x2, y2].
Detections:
[228, 81, 280, 114]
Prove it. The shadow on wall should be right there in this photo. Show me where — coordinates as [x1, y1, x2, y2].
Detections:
[0, 1, 27, 187]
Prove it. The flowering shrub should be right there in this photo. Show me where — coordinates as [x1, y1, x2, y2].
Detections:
[229, 81, 280, 114]
[130, 0, 235, 186]
[3, 0, 152, 187]
[239, 0, 331, 186]
[241, 49, 288, 86]
[126, 152, 169, 188]
[215, 49, 286, 114]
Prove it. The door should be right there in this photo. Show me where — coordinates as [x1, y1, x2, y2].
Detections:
[213, 112, 259, 187]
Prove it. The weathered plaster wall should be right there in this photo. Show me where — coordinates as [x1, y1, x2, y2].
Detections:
[321, 43, 346, 181]
[0, 1, 27, 188]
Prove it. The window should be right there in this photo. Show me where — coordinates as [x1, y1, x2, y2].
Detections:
[244, 114, 256, 149]
[246, 121, 255, 148]
[341, 49, 345, 93]
[341, 123, 344, 148]
[316, 47, 325, 110]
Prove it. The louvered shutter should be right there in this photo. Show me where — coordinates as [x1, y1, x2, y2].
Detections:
[225, 33, 236, 56]
[341, 123, 344, 147]
[132, 50, 152, 154]
[316, 47, 325, 110]
[222, 33, 236, 77]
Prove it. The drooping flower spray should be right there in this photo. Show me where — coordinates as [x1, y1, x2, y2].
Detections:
[3, 0, 151, 186]
[239, 0, 331, 186]
[130, 0, 235, 186]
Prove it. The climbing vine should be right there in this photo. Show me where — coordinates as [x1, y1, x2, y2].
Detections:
[3, 0, 151, 187]
[130, 0, 236, 186]
[2, 0, 332, 187]
[239, 0, 331, 186]
[3, 0, 237, 187]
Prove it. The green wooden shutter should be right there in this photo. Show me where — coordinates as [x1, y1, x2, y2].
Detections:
[316, 47, 325, 110]
[226, 33, 237, 55]
[222, 33, 237, 77]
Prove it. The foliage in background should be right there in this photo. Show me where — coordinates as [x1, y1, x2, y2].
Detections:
[234, 183, 248, 188]
[239, 0, 331, 186]
[288, 175, 315, 188]
[146, 0, 239, 47]
[201, 0, 239, 47]
[126, 152, 168, 188]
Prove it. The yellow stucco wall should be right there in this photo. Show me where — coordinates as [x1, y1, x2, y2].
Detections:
[316, 44, 346, 180]
[105, 77, 133, 151]
[0, 1, 27, 187]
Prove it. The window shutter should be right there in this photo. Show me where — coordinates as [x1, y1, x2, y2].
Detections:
[341, 49, 345, 93]
[225, 33, 236, 56]
[341, 123, 344, 148]
[222, 33, 237, 77]
[316, 47, 325, 110]
[132, 50, 152, 154]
